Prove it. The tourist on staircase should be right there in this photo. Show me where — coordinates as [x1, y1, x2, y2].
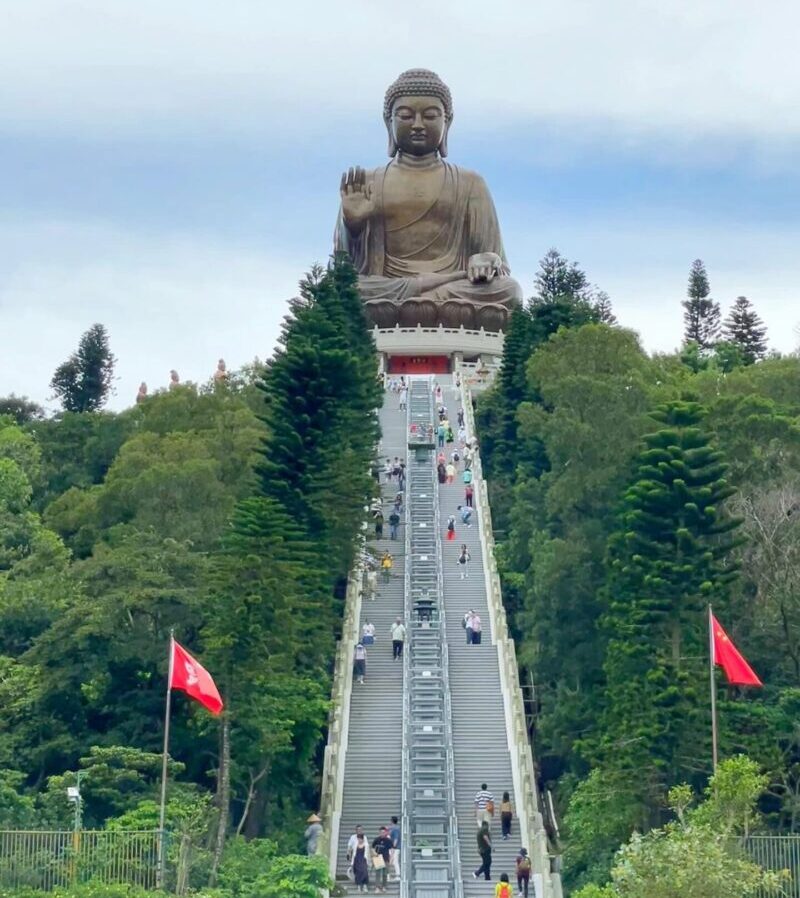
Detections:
[500, 791, 514, 840]
[353, 643, 367, 686]
[473, 821, 493, 881]
[458, 544, 471, 579]
[463, 609, 475, 644]
[371, 827, 393, 893]
[475, 783, 495, 827]
[515, 848, 531, 898]
[348, 827, 371, 893]
[362, 621, 375, 646]
[380, 551, 393, 582]
[389, 816, 401, 879]
[495, 873, 512, 898]
[470, 611, 483, 644]
[390, 617, 406, 660]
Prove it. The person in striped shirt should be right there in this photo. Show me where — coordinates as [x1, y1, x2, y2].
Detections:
[475, 783, 495, 827]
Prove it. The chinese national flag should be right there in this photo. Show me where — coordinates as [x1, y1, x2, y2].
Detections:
[169, 640, 224, 714]
[711, 614, 763, 687]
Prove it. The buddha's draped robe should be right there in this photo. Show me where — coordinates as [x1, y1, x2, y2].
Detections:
[334, 162, 521, 318]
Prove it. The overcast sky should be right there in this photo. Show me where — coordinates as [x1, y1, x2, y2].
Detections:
[2, 0, 799, 410]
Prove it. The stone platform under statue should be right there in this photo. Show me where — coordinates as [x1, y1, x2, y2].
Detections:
[335, 68, 522, 336]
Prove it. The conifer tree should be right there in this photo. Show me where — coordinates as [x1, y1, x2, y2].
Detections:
[722, 295, 768, 364]
[593, 401, 741, 807]
[534, 248, 591, 302]
[592, 291, 617, 325]
[50, 324, 116, 413]
[682, 260, 721, 349]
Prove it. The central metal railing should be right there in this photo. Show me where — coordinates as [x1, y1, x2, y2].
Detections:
[401, 377, 463, 898]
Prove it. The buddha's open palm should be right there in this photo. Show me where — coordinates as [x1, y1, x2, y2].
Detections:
[340, 167, 375, 232]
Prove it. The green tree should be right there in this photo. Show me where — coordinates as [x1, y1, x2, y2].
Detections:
[591, 401, 741, 808]
[534, 247, 592, 302]
[682, 259, 720, 349]
[0, 396, 45, 425]
[723, 296, 768, 364]
[50, 324, 116, 413]
[573, 757, 786, 898]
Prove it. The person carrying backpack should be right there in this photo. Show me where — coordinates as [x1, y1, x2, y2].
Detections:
[470, 612, 483, 645]
[495, 873, 512, 898]
[516, 848, 532, 898]
[458, 544, 471, 580]
[446, 515, 456, 542]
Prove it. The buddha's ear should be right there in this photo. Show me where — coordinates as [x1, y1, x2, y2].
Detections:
[385, 118, 398, 157]
[439, 121, 451, 158]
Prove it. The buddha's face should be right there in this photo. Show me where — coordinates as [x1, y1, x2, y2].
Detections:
[391, 95, 446, 156]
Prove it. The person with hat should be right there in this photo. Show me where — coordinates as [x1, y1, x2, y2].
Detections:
[304, 814, 323, 856]
[515, 847, 532, 897]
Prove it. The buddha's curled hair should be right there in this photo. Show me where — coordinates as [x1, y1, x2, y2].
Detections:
[383, 68, 454, 124]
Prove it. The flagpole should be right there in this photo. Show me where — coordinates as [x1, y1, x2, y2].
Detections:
[708, 605, 719, 773]
[157, 630, 175, 889]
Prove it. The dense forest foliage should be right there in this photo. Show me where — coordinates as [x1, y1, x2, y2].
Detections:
[0, 256, 380, 892]
[476, 253, 800, 892]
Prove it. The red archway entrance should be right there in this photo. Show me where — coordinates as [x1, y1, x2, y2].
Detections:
[387, 355, 450, 375]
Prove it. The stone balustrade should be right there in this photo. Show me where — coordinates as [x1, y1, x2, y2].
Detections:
[461, 378, 562, 898]
[318, 568, 363, 877]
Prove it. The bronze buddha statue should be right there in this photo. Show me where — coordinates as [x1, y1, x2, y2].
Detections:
[334, 68, 522, 332]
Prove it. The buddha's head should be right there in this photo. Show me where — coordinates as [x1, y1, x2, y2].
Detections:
[384, 68, 453, 158]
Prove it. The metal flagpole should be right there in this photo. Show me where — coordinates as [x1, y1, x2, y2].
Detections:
[157, 630, 175, 889]
[708, 605, 719, 773]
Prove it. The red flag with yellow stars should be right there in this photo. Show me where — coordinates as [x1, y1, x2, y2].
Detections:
[711, 614, 763, 687]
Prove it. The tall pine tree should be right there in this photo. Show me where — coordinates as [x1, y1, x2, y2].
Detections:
[591, 401, 741, 812]
[683, 260, 721, 349]
[202, 255, 380, 838]
[722, 295, 768, 364]
[51, 324, 116, 412]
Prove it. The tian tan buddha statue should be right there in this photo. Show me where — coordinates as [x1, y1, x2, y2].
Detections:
[334, 68, 522, 332]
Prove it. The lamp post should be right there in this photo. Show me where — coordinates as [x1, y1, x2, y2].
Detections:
[67, 771, 84, 881]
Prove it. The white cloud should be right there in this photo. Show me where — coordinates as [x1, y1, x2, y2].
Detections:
[2, 1, 800, 142]
[0, 219, 305, 410]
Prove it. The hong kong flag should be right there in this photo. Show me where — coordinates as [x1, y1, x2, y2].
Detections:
[711, 613, 763, 687]
[169, 639, 224, 714]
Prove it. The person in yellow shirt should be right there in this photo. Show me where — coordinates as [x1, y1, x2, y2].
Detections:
[495, 872, 511, 898]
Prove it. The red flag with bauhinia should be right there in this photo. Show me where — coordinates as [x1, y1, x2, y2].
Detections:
[169, 640, 224, 714]
[711, 613, 763, 687]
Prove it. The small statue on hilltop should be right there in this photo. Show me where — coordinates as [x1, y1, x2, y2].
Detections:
[136, 382, 148, 404]
[334, 68, 522, 331]
[169, 370, 180, 390]
[213, 359, 228, 382]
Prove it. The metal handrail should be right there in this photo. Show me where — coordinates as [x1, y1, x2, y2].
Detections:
[400, 388, 413, 898]
[433, 464, 465, 898]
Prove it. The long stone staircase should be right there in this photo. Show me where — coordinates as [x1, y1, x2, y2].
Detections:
[323, 379, 559, 898]
[335, 395, 407, 891]
[436, 385, 520, 896]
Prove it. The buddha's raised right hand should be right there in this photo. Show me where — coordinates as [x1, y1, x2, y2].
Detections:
[340, 166, 375, 234]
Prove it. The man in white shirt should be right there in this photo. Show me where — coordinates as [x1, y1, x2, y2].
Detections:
[474, 784, 495, 827]
[391, 617, 407, 660]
